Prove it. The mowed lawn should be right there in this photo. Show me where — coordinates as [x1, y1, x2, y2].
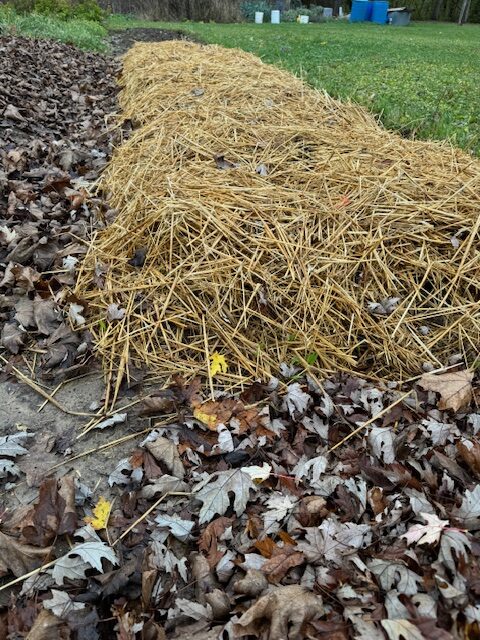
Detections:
[108, 17, 480, 155]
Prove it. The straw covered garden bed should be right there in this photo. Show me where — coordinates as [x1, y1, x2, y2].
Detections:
[76, 42, 480, 389]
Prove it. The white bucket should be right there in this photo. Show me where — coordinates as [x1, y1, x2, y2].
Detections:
[299, 14, 309, 23]
[271, 9, 280, 23]
[255, 11, 264, 23]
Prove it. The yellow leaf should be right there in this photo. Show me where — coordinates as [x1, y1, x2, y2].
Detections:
[209, 352, 228, 377]
[193, 407, 218, 430]
[84, 496, 112, 531]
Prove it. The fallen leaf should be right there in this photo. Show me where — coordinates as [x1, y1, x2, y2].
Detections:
[381, 619, 424, 640]
[22, 476, 77, 546]
[457, 438, 480, 476]
[68, 303, 85, 326]
[194, 469, 256, 524]
[193, 398, 239, 431]
[234, 585, 323, 638]
[144, 435, 184, 479]
[401, 512, 449, 546]
[261, 547, 304, 583]
[155, 513, 194, 542]
[214, 154, 238, 170]
[25, 610, 66, 640]
[94, 413, 127, 430]
[84, 497, 112, 531]
[0, 531, 52, 578]
[453, 485, 480, 530]
[1, 321, 26, 353]
[418, 370, 473, 411]
[51, 537, 118, 585]
[209, 352, 228, 377]
[240, 463, 272, 483]
[43, 589, 86, 618]
[283, 383, 311, 417]
[367, 559, 422, 595]
[106, 303, 125, 321]
[199, 516, 234, 568]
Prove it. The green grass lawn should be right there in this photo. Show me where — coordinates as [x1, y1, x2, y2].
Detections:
[108, 16, 480, 155]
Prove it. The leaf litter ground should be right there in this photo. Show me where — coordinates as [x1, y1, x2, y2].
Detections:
[1, 34, 480, 640]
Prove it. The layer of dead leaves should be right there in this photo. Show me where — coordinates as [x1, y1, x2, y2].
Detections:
[0, 36, 120, 378]
[1, 367, 479, 639]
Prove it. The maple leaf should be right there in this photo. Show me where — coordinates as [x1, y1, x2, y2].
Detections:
[193, 469, 256, 524]
[43, 589, 86, 618]
[261, 548, 304, 583]
[172, 598, 212, 621]
[401, 512, 449, 546]
[68, 302, 86, 326]
[369, 426, 395, 463]
[193, 398, 238, 431]
[418, 370, 473, 411]
[298, 519, 370, 566]
[367, 559, 422, 595]
[283, 383, 311, 417]
[381, 620, 424, 640]
[84, 496, 112, 531]
[209, 352, 228, 377]
[150, 542, 188, 581]
[155, 513, 194, 542]
[51, 530, 118, 585]
[241, 463, 272, 483]
[452, 485, 480, 530]
[439, 529, 471, 572]
[263, 494, 297, 536]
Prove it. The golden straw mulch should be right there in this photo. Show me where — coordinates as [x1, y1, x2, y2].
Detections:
[76, 41, 480, 390]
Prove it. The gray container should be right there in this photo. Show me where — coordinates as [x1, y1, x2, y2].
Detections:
[388, 7, 411, 25]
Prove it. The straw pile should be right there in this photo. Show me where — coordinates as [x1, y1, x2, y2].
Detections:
[76, 42, 480, 388]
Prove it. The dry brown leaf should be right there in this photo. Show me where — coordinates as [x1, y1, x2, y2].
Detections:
[193, 398, 241, 431]
[418, 370, 473, 411]
[145, 436, 184, 479]
[234, 585, 324, 640]
[199, 516, 234, 569]
[0, 531, 52, 578]
[25, 610, 68, 640]
[22, 475, 77, 546]
[457, 439, 480, 477]
[261, 548, 304, 584]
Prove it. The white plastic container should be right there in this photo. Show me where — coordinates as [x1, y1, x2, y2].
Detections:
[323, 7, 333, 17]
[339, 6, 344, 16]
[255, 11, 264, 23]
[299, 14, 309, 23]
[271, 9, 280, 23]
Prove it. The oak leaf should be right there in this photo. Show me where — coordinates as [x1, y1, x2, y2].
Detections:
[418, 370, 473, 411]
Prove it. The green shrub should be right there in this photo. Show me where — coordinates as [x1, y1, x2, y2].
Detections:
[282, 6, 325, 22]
[72, 0, 104, 22]
[241, 1, 271, 21]
[34, 0, 71, 18]
[308, 5, 325, 21]
[8, 0, 35, 14]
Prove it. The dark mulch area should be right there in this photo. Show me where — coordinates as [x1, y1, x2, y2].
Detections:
[0, 36, 120, 376]
[110, 28, 196, 56]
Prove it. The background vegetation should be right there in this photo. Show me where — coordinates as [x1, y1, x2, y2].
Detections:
[0, 5, 107, 48]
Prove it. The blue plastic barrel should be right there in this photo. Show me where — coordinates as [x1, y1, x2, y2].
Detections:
[371, 1, 389, 23]
[350, 0, 372, 21]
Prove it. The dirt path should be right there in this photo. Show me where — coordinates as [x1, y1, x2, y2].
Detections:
[109, 27, 196, 56]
